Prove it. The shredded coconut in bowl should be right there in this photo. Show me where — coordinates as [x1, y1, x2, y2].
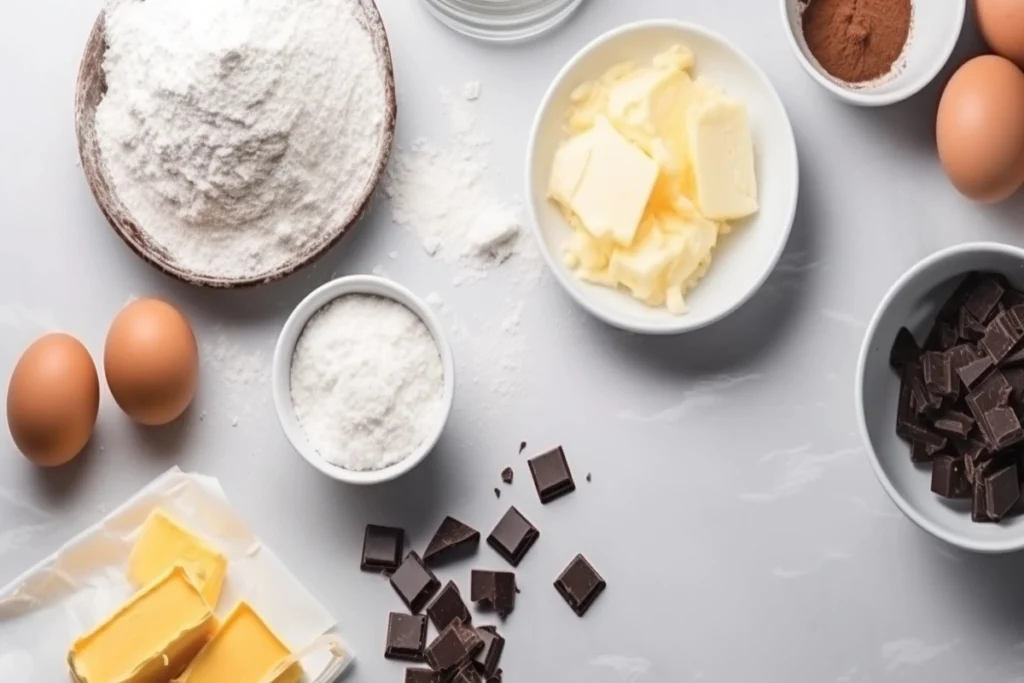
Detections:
[95, 0, 390, 281]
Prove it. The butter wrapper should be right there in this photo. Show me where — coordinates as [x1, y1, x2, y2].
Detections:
[0, 467, 353, 682]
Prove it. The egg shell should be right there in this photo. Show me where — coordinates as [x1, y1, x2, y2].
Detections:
[6, 333, 99, 467]
[104, 298, 199, 426]
[975, 0, 1024, 69]
[937, 55, 1024, 203]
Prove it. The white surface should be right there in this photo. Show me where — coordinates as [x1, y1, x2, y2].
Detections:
[782, 0, 967, 106]
[2, 1, 1024, 682]
[858, 243, 1024, 554]
[273, 276, 455, 484]
[527, 20, 798, 334]
[0, 468, 350, 682]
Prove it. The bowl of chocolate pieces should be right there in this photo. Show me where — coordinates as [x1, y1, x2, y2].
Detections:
[858, 242, 1024, 553]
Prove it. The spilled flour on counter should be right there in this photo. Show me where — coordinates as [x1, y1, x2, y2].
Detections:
[384, 84, 542, 286]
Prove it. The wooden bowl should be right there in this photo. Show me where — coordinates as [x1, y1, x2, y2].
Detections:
[74, 0, 397, 289]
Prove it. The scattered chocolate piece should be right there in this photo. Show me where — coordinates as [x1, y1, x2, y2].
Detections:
[487, 507, 539, 567]
[473, 627, 505, 677]
[427, 581, 471, 632]
[501, 467, 513, 485]
[426, 619, 476, 672]
[922, 351, 955, 397]
[361, 524, 404, 573]
[519, 441, 527, 454]
[471, 570, 516, 617]
[405, 669, 436, 683]
[586, 472, 592, 483]
[391, 552, 441, 614]
[983, 310, 1024, 364]
[493, 487, 501, 499]
[386, 612, 427, 661]
[554, 554, 606, 617]
[931, 455, 969, 499]
[890, 327, 920, 370]
[932, 409, 974, 439]
[424, 517, 480, 565]
[528, 446, 576, 504]
[985, 463, 1020, 520]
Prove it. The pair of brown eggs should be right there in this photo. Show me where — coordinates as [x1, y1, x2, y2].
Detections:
[6, 299, 198, 468]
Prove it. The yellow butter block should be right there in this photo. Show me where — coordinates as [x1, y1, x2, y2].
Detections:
[68, 566, 218, 683]
[129, 510, 227, 608]
[175, 602, 302, 683]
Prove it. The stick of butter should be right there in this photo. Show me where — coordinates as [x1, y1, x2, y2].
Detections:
[688, 97, 759, 221]
[68, 566, 218, 683]
[175, 602, 302, 683]
[128, 510, 227, 608]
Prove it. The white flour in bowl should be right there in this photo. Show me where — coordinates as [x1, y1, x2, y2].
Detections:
[95, 0, 388, 280]
[289, 295, 444, 471]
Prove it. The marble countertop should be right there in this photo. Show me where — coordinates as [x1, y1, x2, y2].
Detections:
[3, 1, 1024, 681]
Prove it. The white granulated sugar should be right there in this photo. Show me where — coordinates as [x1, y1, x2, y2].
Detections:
[384, 84, 542, 286]
[290, 295, 444, 471]
[96, 0, 387, 279]
[463, 81, 482, 101]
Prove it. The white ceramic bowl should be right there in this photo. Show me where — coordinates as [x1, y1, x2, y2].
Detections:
[857, 243, 1024, 553]
[272, 275, 455, 485]
[526, 20, 799, 335]
[781, 0, 966, 107]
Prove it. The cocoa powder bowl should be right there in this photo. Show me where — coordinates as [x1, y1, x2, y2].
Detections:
[780, 0, 966, 107]
[74, 0, 397, 288]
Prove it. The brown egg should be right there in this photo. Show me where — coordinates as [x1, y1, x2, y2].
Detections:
[976, 0, 1024, 69]
[937, 55, 1024, 203]
[6, 334, 99, 467]
[105, 298, 198, 426]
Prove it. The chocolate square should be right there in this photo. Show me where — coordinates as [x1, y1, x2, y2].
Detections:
[931, 455, 969, 499]
[982, 310, 1024, 364]
[391, 552, 441, 614]
[361, 524, 404, 573]
[386, 612, 427, 661]
[922, 351, 955, 397]
[425, 619, 475, 672]
[427, 581, 471, 632]
[554, 554, 606, 617]
[470, 570, 516, 617]
[939, 273, 981, 322]
[528, 446, 576, 504]
[487, 507, 539, 567]
[985, 463, 1021, 520]
[965, 275, 1005, 323]
[972, 479, 992, 522]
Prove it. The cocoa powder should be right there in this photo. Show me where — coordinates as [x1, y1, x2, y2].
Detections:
[801, 0, 912, 84]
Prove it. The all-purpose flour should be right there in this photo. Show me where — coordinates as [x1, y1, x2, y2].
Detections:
[289, 296, 444, 471]
[95, 0, 387, 279]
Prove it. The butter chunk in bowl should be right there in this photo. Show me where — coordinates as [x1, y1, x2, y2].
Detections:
[528, 21, 798, 334]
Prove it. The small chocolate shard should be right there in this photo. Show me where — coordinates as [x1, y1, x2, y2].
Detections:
[500, 467, 513, 485]
[493, 487, 501, 499]
[424, 517, 480, 565]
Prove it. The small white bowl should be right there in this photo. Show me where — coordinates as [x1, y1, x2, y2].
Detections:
[272, 275, 455, 485]
[526, 20, 799, 335]
[781, 0, 966, 107]
[857, 243, 1024, 554]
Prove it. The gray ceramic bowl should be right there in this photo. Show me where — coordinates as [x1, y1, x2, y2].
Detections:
[857, 242, 1024, 553]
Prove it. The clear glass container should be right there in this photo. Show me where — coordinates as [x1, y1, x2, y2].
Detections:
[421, 0, 583, 43]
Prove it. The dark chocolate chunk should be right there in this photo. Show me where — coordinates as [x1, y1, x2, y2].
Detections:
[925, 321, 959, 351]
[450, 664, 479, 683]
[386, 612, 428, 661]
[965, 275, 1005, 323]
[932, 409, 975, 438]
[427, 581, 471, 632]
[953, 437, 986, 459]
[959, 308, 988, 342]
[586, 472, 592, 482]
[487, 507, 539, 567]
[939, 272, 981, 322]
[985, 463, 1021, 520]
[473, 627, 505, 677]
[405, 669, 437, 683]
[470, 570, 516, 617]
[391, 552, 441, 614]
[1004, 367, 1024, 404]
[493, 487, 501, 499]
[932, 455, 969, 499]
[455, 621, 483, 657]
[554, 554, 606, 617]
[528, 446, 576, 504]
[922, 351, 955, 397]
[972, 479, 992, 522]
[907, 365, 941, 416]
[424, 517, 480, 565]
[501, 467, 513, 485]
[1004, 346, 1024, 367]
[982, 310, 1024, 364]
[967, 371, 1024, 449]
[911, 438, 946, 463]
[897, 373, 947, 449]
[519, 441, 527, 454]
[949, 344, 989, 389]
[964, 448, 994, 485]
[361, 524, 404, 573]
[890, 327, 920, 370]
[426, 619, 475, 672]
